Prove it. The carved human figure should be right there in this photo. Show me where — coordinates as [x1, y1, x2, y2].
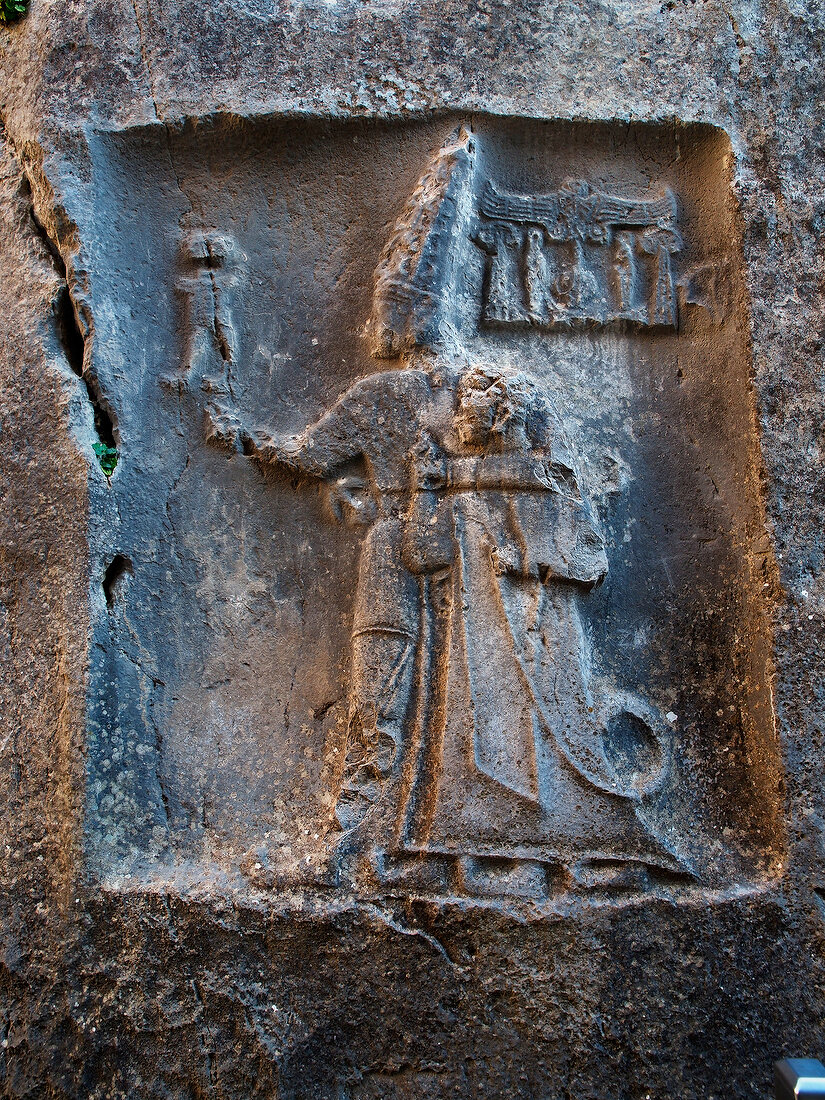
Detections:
[405, 367, 608, 797]
[394, 366, 675, 874]
[200, 135, 691, 888]
[177, 230, 243, 395]
[206, 359, 454, 839]
[208, 359, 679, 882]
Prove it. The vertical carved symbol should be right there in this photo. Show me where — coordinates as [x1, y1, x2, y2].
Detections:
[612, 231, 642, 319]
[473, 223, 530, 324]
[641, 227, 682, 327]
[175, 229, 244, 400]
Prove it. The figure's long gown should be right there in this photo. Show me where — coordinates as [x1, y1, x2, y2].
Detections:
[392, 482, 682, 873]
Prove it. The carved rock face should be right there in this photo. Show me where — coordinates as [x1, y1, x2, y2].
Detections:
[1, 9, 823, 1095]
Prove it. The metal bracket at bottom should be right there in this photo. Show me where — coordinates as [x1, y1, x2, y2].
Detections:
[776, 1060, 825, 1099]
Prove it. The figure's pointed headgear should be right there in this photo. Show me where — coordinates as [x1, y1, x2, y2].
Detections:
[366, 126, 476, 359]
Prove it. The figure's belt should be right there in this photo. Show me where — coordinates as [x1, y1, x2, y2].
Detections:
[414, 454, 555, 492]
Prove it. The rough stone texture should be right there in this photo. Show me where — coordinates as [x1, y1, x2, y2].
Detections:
[0, 1, 824, 1098]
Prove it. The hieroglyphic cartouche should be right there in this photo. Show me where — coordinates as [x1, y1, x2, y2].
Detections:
[474, 178, 682, 329]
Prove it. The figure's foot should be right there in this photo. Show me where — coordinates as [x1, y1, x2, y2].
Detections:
[334, 736, 397, 827]
[335, 771, 379, 831]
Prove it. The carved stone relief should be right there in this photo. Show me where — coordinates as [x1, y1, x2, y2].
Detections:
[84, 117, 780, 910]
[174, 227, 245, 397]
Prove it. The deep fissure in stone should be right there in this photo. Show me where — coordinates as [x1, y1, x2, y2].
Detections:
[25, 173, 120, 452]
[103, 554, 133, 609]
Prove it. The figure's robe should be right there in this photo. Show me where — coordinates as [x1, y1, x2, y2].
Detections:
[398, 447, 674, 866]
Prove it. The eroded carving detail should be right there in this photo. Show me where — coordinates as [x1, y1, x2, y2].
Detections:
[474, 179, 682, 329]
[678, 257, 733, 324]
[367, 127, 476, 359]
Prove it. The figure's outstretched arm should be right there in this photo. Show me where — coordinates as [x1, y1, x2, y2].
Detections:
[204, 397, 363, 477]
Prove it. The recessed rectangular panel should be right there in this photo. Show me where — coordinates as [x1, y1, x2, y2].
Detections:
[83, 116, 781, 908]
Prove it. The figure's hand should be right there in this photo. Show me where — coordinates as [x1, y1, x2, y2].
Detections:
[204, 403, 250, 453]
[325, 475, 377, 528]
[271, 434, 305, 466]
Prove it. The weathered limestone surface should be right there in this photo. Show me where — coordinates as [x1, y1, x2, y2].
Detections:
[0, 1, 824, 1097]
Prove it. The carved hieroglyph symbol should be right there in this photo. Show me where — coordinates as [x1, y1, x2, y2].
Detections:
[474, 179, 683, 329]
[176, 228, 245, 402]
